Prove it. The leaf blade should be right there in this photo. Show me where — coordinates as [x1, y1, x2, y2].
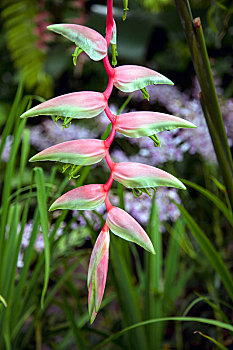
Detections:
[92, 317, 233, 350]
[174, 201, 233, 300]
[34, 167, 50, 308]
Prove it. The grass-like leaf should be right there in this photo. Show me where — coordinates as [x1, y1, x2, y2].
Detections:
[144, 195, 163, 347]
[182, 179, 233, 227]
[34, 167, 50, 308]
[194, 331, 228, 350]
[174, 202, 233, 300]
[92, 317, 233, 350]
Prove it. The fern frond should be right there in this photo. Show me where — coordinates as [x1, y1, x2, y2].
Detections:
[1, 0, 53, 98]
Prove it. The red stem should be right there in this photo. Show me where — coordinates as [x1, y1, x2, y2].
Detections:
[105, 0, 114, 47]
[102, 0, 116, 212]
[105, 148, 115, 170]
[104, 104, 116, 124]
[105, 125, 116, 148]
[103, 56, 115, 78]
[103, 172, 114, 192]
[104, 192, 113, 211]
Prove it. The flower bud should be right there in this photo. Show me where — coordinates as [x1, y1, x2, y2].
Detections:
[113, 65, 173, 92]
[88, 225, 109, 324]
[113, 162, 186, 190]
[115, 111, 196, 138]
[107, 206, 155, 254]
[29, 139, 107, 166]
[47, 24, 107, 61]
[49, 184, 106, 211]
[20, 91, 107, 120]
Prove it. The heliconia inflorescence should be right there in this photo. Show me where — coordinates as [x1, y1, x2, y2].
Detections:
[20, 0, 196, 323]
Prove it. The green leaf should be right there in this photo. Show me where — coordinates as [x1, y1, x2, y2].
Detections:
[92, 317, 233, 350]
[182, 179, 233, 227]
[34, 167, 50, 308]
[0, 295, 7, 308]
[174, 202, 233, 300]
[144, 195, 163, 347]
[194, 331, 229, 350]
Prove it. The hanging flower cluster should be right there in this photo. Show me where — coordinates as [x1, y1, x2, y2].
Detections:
[20, 0, 196, 323]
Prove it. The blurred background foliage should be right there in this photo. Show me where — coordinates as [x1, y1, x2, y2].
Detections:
[1, 0, 233, 101]
[0, 0, 232, 349]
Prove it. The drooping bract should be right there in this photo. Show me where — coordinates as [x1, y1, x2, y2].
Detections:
[20, 0, 196, 324]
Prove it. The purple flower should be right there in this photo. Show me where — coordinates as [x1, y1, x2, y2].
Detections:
[1, 135, 13, 162]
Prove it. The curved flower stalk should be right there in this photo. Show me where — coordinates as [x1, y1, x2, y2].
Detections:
[20, 0, 196, 323]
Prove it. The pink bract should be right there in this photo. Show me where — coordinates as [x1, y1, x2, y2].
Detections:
[49, 184, 106, 211]
[47, 23, 107, 61]
[20, 91, 107, 119]
[29, 139, 107, 166]
[113, 162, 186, 190]
[113, 65, 173, 92]
[107, 206, 155, 254]
[115, 111, 196, 138]
[88, 226, 110, 324]
[19, 0, 196, 325]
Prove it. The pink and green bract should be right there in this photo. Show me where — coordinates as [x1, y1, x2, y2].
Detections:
[29, 139, 107, 165]
[20, 0, 196, 323]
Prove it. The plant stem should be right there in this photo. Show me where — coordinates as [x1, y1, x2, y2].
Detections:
[174, 0, 233, 208]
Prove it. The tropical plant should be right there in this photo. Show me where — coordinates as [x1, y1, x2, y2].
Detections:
[19, 0, 196, 323]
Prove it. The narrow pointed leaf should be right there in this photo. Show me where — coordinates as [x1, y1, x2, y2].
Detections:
[29, 139, 107, 166]
[194, 331, 229, 350]
[107, 206, 155, 254]
[20, 92, 106, 119]
[115, 111, 196, 138]
[113, 65, 173, 92]
[47, 24, 107, 61]
[174, 202, 233, 300]
[88, 226, 110, 324]
[49, 184, 106, 211]
[113, 162, 186, 190]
